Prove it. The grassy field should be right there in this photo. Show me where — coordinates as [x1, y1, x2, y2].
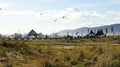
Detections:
[0, 36, 120, 67]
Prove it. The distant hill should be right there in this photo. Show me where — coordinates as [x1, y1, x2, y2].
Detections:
[58, 24, 120, 36]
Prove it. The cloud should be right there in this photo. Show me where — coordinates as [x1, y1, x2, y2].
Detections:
[0, 10, 35, 15]
[107, 11, 120, 21]
[108, 0, 120, 5]
[35, 8, 105, 21]
[114, 17, 120, 20]
[107, 11, 120, 16]
[90, 11, 105, 18]
[0, 7, 105, 19]
[0, 2, 9, 8]
[0, 8, 105, 22]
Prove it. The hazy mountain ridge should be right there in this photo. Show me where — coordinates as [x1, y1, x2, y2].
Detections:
[58, 24, 120, 36]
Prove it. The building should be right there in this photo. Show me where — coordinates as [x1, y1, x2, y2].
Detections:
[86, 30, 95, 38]
[95, 29, 106, 38]
[27, 29, 38, 39]
[86, 29, 106, 38]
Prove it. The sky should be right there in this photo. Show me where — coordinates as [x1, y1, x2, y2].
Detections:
[0, 0, 120, 34]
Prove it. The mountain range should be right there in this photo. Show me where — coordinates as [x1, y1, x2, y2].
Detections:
[58, 24, 120, 36]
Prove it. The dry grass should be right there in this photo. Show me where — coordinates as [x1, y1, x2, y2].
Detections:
[0, 36, 120, 67]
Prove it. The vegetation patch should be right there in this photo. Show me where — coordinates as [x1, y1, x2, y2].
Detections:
[0, 37, 120, 67]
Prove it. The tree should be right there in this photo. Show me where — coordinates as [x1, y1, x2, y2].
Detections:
[106, 28, 108, 34]
[111, 26, 114, 35]
[111, 26, 113, 33]
[88, 28, 89, 33]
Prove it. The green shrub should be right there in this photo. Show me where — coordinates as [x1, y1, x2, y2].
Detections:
[109, 60, 120, 67]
